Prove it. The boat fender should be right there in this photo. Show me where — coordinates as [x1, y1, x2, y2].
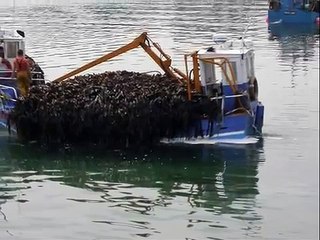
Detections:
[248, 77, 258, 101]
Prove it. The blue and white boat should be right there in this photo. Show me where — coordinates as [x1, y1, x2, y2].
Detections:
[1, 31, 264, 145]
[268, 0, 320, 24]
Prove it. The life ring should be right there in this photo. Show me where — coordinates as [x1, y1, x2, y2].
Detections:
[248, 77, 258, 101]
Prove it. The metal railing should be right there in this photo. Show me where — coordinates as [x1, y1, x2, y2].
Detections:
[0, 69, 45, 103]
[208, 91, 253, 117]
[0, 70, 45, 80]
[0, 84, 18, 101]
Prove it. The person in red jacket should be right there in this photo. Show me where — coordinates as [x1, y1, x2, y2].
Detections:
[12, 49, 31, 97]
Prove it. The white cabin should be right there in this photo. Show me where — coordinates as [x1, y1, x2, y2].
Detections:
[0, 28, 25, 65]
[197, 35, 255, 96]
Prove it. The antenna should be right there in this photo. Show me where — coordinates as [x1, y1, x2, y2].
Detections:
[13, 0, 16, 25]
[242, 15, 253, 41]
[240, 12, 255, 49]
[240, 0, 257, 48]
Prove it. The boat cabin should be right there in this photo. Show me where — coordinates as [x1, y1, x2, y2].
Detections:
[198, 36, 255, 96]
[0, 28, 25, 69]
[0, 28, 45, 91]
[195, 35, 257, 113]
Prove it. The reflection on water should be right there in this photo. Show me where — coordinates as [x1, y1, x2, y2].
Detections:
[268, 23, 319, 86]
[0, 134, 265, 239]
[0, 0, 319, 239]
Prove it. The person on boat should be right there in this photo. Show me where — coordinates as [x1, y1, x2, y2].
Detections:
[25, 54, 44, 82]
[12, 49, 31, 97]
[269, 0, 281, 10]
[0, 46, 12, 78]
[294, 0, 304, 8]
[310, 0, 320, 12]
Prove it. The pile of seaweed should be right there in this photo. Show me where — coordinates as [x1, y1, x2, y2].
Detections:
[10, 71, 218, 148]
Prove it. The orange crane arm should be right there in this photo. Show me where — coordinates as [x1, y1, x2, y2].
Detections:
[54, 32, 187, 83]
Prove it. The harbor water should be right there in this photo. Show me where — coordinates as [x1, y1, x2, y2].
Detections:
[0, 0, 319, 239]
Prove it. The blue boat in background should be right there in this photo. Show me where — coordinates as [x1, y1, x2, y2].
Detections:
[268, 0, 320, 24]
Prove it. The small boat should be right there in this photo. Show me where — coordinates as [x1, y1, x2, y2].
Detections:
[0, 27, 45, 129]
[268, 0, 320, 24]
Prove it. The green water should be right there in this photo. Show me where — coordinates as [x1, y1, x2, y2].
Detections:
[0, 0, 319, 239]
[1, 133, 265, 239]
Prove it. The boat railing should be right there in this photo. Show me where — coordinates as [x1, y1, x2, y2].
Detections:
[209, 93, 247, 101]
[209, 92, 252, 117]
[0, 84, 18, 102]
[0, 69, 46, 81]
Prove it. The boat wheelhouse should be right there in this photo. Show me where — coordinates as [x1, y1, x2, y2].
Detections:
[268, 0, 320, 24]
[167, 34, 264, 144]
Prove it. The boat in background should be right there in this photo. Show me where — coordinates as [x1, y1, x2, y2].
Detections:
[268, 0, 320, 24]
[0, 27, 45, 129]
[268, 21, 319, 37]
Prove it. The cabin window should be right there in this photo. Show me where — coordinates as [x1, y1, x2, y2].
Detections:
[246, 57, 251, 78]
[250, 57, 255, 76]
[6, 41, 19, 58]
[218, 61, 237, 84]
[215, 64, 224, 83]
[246, 55, 255, 78]
[226, 62, 237, 82]
[269, 0, 281, 10]
[205, 64, 216, 84]
[230, 61, 237, 82]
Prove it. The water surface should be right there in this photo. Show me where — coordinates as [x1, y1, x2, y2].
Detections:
[0, 0, 319, 239]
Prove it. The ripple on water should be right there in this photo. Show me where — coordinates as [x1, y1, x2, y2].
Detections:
[0, 0, 319, 239]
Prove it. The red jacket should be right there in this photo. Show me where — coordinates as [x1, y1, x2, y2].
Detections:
[14, 56, 29, 72]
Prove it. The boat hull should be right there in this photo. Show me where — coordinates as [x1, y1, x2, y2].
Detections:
[1, 76, 265, 145]
[268, 9, 319, 24]
[163, 101, 264, 145]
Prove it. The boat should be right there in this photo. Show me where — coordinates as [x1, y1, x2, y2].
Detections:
[268, 0, 320, 24]
[1, 31, 264, 145]
[53, 32, 264, 145]
[268, 19, 319, 37]
[0, 27, 45, 129]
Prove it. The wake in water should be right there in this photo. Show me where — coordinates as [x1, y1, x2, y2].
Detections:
[161, 131, 260, 145]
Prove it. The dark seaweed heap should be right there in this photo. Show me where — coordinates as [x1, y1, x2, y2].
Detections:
[10, 71, 219, 148]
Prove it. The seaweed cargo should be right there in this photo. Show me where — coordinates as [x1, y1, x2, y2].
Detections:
[6, 32, 264, 147]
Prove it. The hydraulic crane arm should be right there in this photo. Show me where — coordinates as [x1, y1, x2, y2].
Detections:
[54, 32, 187, 83]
